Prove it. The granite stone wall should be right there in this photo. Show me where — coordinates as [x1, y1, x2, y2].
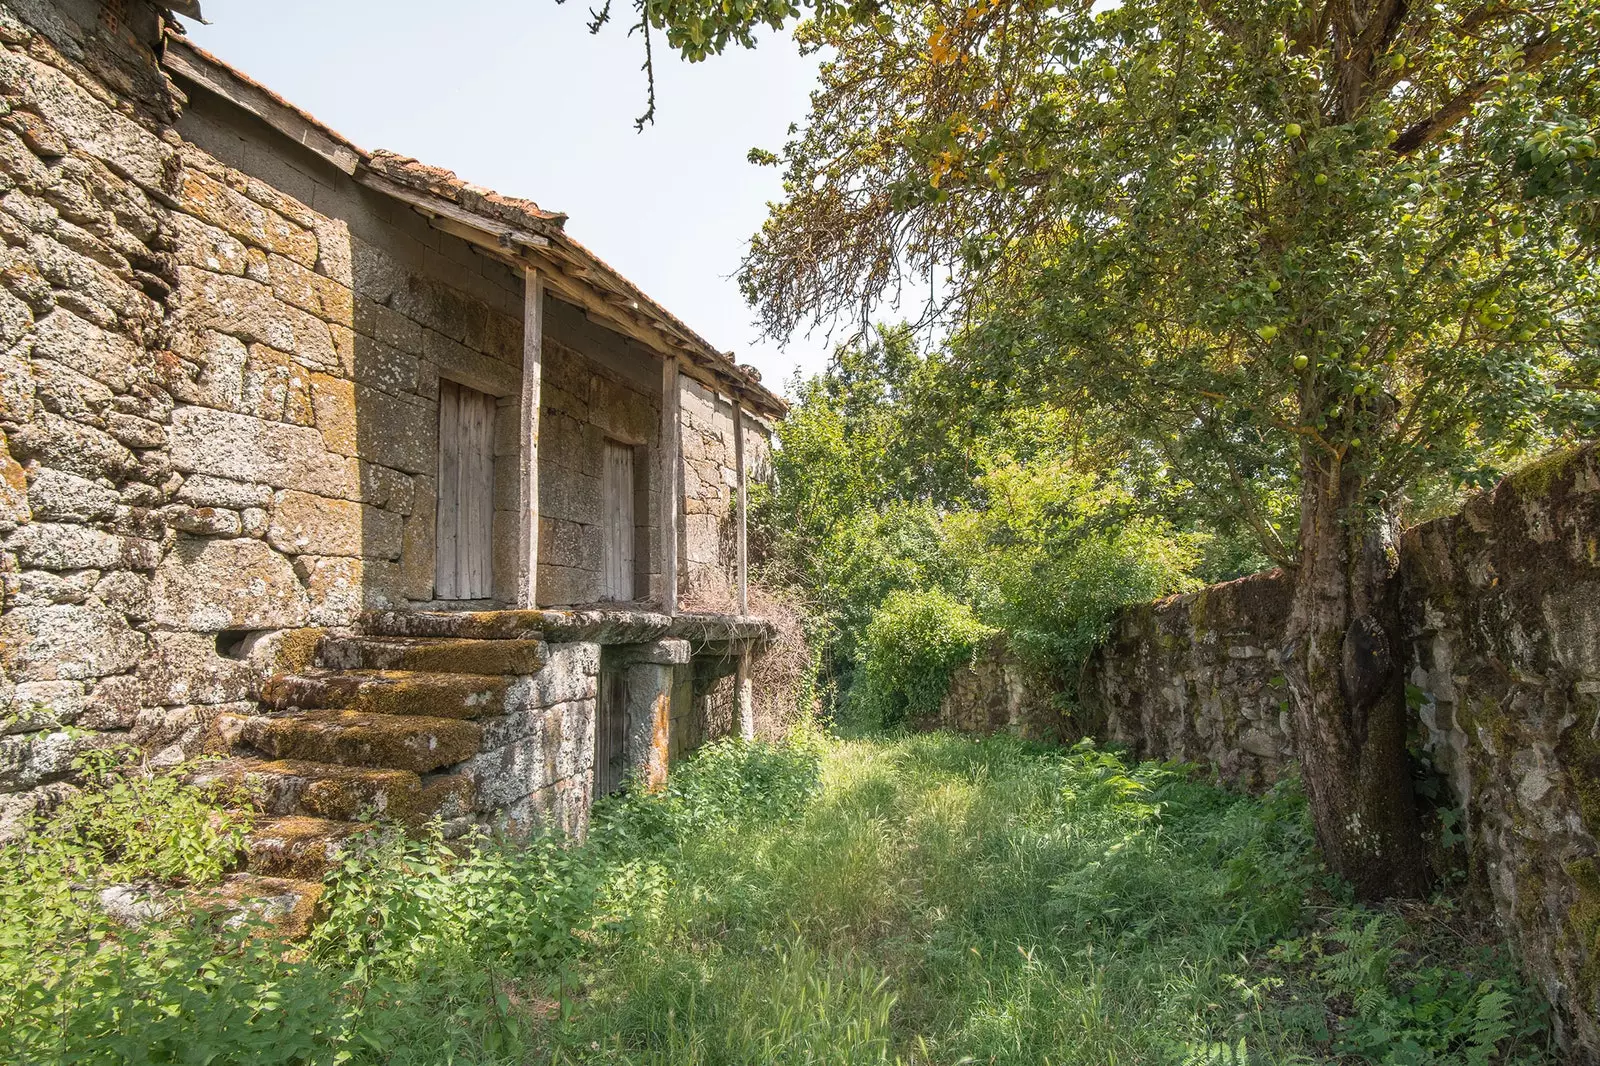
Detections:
[1083, 570, 1295, 790]
[537, 300, 660, 608]
[460, 640, 598, 836]
[0, 0, 770, 838]
[678, 374, 771, 612]
[1079, 442, 1600, 1056]
[917, 636, 1067, 743]
[0, 0, 198, 833]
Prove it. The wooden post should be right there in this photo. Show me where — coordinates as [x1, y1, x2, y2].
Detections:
[517, 267, 543, 609]
[736, 648, 755, 740]
[659, 356, 680, 615]
[734, 400, 748, 617]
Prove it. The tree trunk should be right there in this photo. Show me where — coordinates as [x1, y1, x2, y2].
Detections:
[1281, 446, 1428, 900]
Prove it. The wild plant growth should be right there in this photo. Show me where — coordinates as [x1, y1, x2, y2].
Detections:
[1, 734, 1555, 1065]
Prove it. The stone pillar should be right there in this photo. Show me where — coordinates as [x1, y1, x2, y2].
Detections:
[736, 648, 755, 740]
[619, 638, 689, 790]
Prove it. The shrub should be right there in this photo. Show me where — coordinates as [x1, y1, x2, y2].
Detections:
[853, 587, 995, 726]
[944, 459, 1203, 689]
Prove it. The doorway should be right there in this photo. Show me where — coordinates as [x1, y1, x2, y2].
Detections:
[600, 439, 637, 601]
[435, 379, 496, 600]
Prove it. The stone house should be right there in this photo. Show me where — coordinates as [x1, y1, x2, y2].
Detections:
[0, 0, 787, 914]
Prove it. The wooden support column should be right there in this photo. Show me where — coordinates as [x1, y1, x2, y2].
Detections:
[659, 356, 680, 615]
[517, 267, 543, 608]
[734, 400, 748, 617]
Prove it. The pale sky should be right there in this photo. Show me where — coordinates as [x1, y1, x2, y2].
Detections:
[180, 1, 828, 393]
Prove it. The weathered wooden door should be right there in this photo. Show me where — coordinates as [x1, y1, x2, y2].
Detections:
[594, 657, 628, 797]
[435, 379, 496, 600]
[600, 440, 635, 601]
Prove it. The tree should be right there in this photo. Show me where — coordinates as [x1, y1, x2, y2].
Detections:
[637, 0, 1600, 896]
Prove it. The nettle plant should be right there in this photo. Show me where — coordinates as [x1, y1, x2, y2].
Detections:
[611, 0, 1600, 896]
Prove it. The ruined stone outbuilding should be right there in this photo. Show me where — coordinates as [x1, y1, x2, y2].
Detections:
[0, 0, 786, 915]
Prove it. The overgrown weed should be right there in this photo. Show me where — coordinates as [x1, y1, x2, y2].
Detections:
[0, 731, 1557, 1065]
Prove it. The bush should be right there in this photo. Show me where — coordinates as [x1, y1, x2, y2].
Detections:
[944, 459, 1202, 688]
[853, 587, 995, 726]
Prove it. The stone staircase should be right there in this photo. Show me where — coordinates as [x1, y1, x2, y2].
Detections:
[190, 625, 549, 936]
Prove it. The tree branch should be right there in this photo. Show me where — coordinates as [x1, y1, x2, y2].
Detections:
[1391, 35, 1564, 154]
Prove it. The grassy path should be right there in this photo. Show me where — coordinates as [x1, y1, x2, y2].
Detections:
[523, 733, 1552, 1065]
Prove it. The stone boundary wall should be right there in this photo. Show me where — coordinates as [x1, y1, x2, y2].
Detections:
[1083, 570, 1294, 790]
[917, 636, 1067, 743]
[1079, 442, 1600, 1056]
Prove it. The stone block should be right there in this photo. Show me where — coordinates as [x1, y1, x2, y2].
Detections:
[177, 167, 317, 266]
[32, 357, 114, 427]
[308, 372, 355, 456]
[296, 555, 406, 625]
[172, 506, 241, 536]
[91, 570, 150, 618]
[422, 327, 518, 397]
[5, 680, 86, 733]
[10, 411, 134, 480]
[173, 267, 341, 375]
[8, 521, 161, 570]
[170, 212, 248, 276]
[0, 728, 100, 791]
[81, 675, 143, 731]
[460, 734, 553, 813]
[354, 385, 436, 474]
[0, 603, 145, 680]
[192, 329, 248, 411]
[176, 473, 272, 510]
[150, 536, 309, 631]
[0, 344, 35, 423]
[267, 489, 402, 559]
[169, 405, 361, 500]
[531, 643, 601, 707]
[350, 337, 421, 397]
[399, 473, 436, 600]
[105, 412, 165, 450]
[0, 428, 27, 530]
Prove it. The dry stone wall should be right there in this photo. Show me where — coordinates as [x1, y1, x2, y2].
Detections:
[1399, 444, 1600, 1053]
[0, 0, 196, 834]
[917, 636, 1067, 743]
[1084, 570, 1295, 790]
[1079, 442, 1600, 1058]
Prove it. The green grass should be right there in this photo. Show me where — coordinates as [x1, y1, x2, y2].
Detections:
[0, 732, 1558, 1065]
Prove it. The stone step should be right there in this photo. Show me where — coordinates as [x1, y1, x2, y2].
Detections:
[216, 710, 483, 774]
[318, 636, 546, 675]
[189, 757, 474, 822]
[246, 815, 362, 880]
[189, 873, 324, 939]
[262, 669, 514, 720]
